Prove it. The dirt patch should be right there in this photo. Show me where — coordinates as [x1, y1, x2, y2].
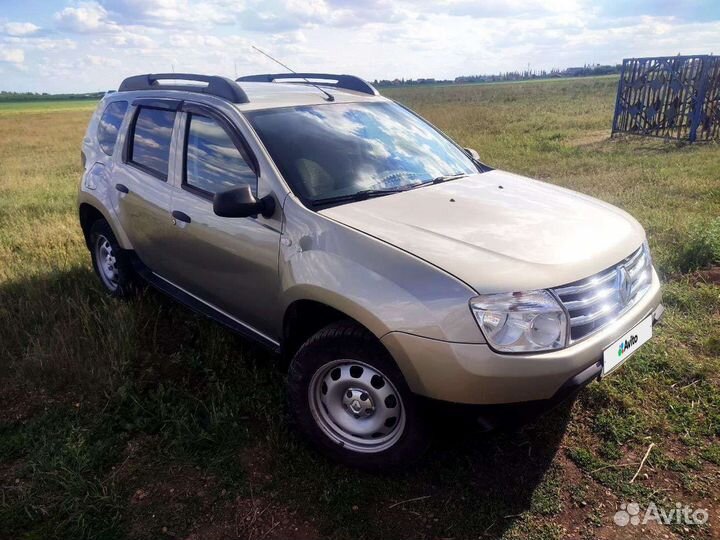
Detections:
[552, 454, 608, 538]
[0, 381, 75, 424]
[566, 129, 610, 148]
[553, 455, 684, 540]
[238, 445, 274, 486]
[555, 448, 720, 539]
[185, 496, 319, 540]
[688, 267, 720, 286]
[126, 469, 319, 540]
[113, 437, 319, 540]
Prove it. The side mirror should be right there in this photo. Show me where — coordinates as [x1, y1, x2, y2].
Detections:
[213, 185, 275, 218]
[464, 147, 480, 161]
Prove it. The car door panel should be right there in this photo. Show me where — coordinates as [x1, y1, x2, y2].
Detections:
[114, 99, 181, 274]
[114, 102, 181, 276]
[161, 105, 282, 340]
[167, 190, 282, 338]
[113, 166, 174, 272]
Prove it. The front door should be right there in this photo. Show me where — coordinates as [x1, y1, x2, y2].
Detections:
[161, 104, 282, 340]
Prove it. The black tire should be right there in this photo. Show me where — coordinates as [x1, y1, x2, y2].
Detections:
[287, 320, 428, 471]
[89, 219, 137, 298]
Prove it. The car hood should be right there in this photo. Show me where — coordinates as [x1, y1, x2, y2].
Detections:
[319, 170, 646, 293]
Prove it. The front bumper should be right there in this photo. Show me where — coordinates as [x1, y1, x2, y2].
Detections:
[381, 269, 663, 405]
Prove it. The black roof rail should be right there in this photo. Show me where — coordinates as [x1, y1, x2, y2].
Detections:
[236, 73, 379, 96]
[118, 73, 249, 104]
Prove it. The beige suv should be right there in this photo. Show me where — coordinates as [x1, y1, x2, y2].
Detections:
[78, 72, 663, 469]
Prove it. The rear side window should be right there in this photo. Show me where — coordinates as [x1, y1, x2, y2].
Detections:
[129, 107, 176, 180]
[97, 101, 128, 156]
[184, 114, 256, 196]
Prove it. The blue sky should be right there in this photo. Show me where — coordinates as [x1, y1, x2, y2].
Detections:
[1, 0, 719, 93]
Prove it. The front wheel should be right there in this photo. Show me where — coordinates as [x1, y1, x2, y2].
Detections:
[287, 321, 427, 470]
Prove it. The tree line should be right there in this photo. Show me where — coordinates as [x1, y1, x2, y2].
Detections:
[373, 63, 621, 88]
[0, 91, 106, 103]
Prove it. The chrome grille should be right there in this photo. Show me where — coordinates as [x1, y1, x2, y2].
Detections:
[553, 244, 653, 342]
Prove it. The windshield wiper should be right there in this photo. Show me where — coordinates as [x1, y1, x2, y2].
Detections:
[432, 173, 469, 184]
[311, 188, 408, 207]
[407, 173, 469, 191]
[310, 174, 469, 206]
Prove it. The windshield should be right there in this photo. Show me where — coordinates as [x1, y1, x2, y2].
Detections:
[246, 101, 479, 205]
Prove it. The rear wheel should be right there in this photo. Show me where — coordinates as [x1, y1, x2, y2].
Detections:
[287, 321, 427, 470]
[89, 219, 136, 298]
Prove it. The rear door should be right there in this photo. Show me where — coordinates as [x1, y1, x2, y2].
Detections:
[161, 102, 282, 339]
[113, 99, 181, 275]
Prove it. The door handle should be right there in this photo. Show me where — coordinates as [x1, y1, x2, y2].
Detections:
[171, 210, 192, 224]
[115, 183, 129, 194]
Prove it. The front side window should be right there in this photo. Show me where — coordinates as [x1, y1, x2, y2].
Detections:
[129, 107, 176, 179]
[184, 114, 256, 196]
[246, 101, 479, 205]
[97, 101, 128, 155]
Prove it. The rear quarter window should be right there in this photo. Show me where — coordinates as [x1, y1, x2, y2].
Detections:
[129, 107, 176, 180]
[97, 101, 129, 156]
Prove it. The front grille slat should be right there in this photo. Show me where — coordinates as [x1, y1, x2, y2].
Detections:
[631, 271, 650, 295]
[553, 269, 616, 296]
[562, 287, 616, 311]
[628, 255, 646, 278]
[552, 244, 653, 342]
[569, 302, 620, 327]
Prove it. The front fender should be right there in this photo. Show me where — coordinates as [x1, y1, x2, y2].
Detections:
[280, 197, 484, 343]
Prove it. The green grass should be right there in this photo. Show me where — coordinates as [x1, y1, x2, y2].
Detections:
[0, 99, 98, 114]
[1, 78, 719, 539]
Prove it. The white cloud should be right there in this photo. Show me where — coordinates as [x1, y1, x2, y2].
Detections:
[234, 0, 406, 31]
[434, 0, 586, 18]
[103, 0, 236, 27]
[55, 2, 119, 33]
[3, 0, 719, 93]
[3, 36, 77, 51]
[110, 32, 156, 48]
[84, 54, 121, 67]
[0, 48, 25, 64]
[168, 33, 231, 49]
[1, 22, 41, 36]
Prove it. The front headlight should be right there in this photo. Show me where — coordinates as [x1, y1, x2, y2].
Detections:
[470, 290, 567, 353]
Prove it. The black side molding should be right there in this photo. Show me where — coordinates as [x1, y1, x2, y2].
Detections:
[129, 254, 280, 353]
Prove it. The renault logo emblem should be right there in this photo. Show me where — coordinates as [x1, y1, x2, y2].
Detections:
[616, 266, 631, 305]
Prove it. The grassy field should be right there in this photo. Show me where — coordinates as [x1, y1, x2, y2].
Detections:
[1, 76, 719, 540]
[0, 99, 99, 114]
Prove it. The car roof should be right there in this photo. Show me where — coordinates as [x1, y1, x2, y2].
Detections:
[235, 82, 386, 111]
[113, 73, 388, 112]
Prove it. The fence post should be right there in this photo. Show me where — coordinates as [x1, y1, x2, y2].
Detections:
[689, 55, 711, 143]
[611, 60, 627, 136]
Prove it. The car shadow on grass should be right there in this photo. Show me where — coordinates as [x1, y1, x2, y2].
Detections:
[120, 284, 572, 538]
[0, 269, 573, 539]
[269, 395, 572, 539]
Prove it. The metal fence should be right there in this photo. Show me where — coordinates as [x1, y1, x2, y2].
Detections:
[612, 55, 720, 142]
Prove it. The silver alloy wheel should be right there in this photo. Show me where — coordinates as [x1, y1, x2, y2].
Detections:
[94, 234, 119, 291]
[309, 359, 405, 453]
